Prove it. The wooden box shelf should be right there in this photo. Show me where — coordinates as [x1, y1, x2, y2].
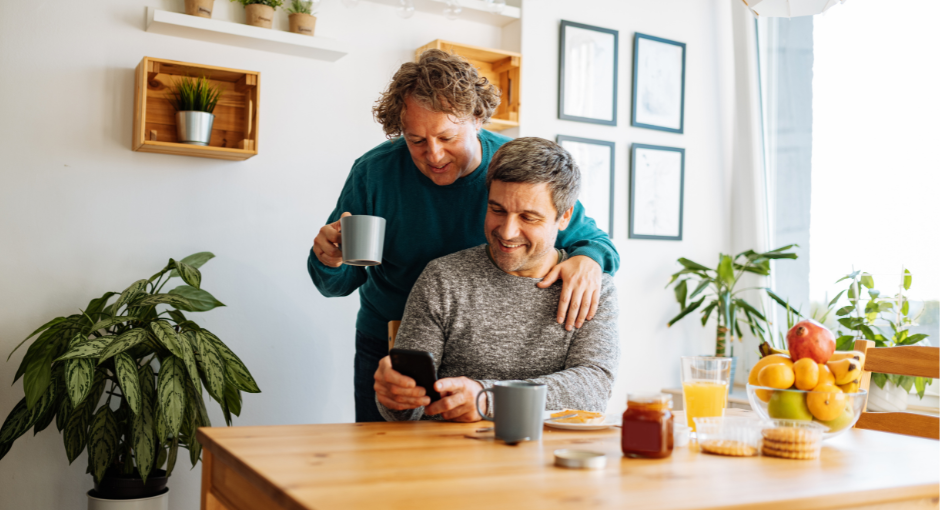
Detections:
[133, 57, 260, 161]
[415, 40, 521, 132]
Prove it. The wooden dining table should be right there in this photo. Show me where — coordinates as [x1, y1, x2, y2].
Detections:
[196, 410, 939, 510]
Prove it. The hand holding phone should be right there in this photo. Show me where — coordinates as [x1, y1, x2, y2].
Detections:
[389, 348, 442, 403]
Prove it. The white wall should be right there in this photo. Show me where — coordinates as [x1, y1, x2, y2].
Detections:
[0, 0, 739, 507]
[518, 0, 736, 413]
[0, 1, 504, 508]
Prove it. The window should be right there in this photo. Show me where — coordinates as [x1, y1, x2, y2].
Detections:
[757, 5, 938, 394]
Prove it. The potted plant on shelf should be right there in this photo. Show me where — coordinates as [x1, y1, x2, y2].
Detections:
[0, 252, 260, 509]
[231, 0, 283, 28]
[184, 0, 215, 18]
[666, 246, 800, 387]
[825, 269, 933, 411]
[286, 0, 317, 36]
[167, 76, 222, 146]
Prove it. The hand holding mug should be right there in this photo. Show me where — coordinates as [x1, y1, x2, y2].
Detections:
[313, 212, 351, 267]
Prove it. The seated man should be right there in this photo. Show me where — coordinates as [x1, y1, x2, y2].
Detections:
[374, 137, 619, 422]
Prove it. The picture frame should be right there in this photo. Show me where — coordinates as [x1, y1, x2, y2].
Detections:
[629, 144, 685, 241]
[558, 20, 619, 126]
[556, 135, 616, 237]
[632, 33, 686, 134]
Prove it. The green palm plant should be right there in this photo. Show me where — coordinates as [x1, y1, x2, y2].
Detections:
[0, 253, 260, 484]
[167, 76, 223, 114]
[666, 245, 800, 356]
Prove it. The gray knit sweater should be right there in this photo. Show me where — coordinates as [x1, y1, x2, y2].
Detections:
[378, 245, 619, 421]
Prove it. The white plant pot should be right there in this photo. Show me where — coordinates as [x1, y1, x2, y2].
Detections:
[88, 489, 169, 510]
[866, 380, 909, 412]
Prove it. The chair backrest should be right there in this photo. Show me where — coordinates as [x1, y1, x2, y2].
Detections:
[854, 339, 939, 440]
[388, 320, 401, 352]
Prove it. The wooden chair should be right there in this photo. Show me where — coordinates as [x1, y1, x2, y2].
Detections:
[388, 320, 401, 352]
[854, 339, 940, 440]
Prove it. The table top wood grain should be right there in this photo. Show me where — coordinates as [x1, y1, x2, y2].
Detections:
[197, 412, 939, 510]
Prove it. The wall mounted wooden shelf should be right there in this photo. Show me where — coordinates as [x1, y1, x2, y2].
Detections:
[133, 57, 260, 161]
[416, 40, 521, 132]
[145, 7, 349, 62]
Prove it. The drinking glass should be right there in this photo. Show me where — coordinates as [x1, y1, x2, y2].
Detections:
[680, 356, 733, 433]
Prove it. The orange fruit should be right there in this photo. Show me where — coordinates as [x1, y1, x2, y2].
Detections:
[806, 384, 846, 421]
[793, 358, 820, 391]
[758, 363, 795, 390]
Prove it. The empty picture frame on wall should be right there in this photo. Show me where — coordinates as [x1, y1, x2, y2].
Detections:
[558, 20, 619, 126]
[557, 135, 616, 237]
[629, 144, 685, 240]
[632, 33, 686, 133]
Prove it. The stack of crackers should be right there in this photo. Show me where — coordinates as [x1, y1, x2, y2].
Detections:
[761, 427, 822, 460]
[700, 439, 758, 457]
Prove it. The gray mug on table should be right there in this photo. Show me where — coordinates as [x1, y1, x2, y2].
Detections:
[340, 215, 386, 266]
[476, 381, 547, 444]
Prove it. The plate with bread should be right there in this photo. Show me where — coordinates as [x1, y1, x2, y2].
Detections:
[544, 409, 620, 431]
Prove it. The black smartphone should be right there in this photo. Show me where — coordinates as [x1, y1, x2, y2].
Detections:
[389, 348, 442, 403]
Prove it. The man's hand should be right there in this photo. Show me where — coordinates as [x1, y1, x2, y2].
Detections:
[424, 377, 486, 422]
[374, 356, 430, 411]
[312, 212, 352, 267]
[537, 255, 602, 331]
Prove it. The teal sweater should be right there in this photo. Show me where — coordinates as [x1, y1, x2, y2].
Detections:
[307, 130, 620, 340]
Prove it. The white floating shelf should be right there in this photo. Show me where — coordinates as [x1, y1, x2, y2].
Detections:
[145, 7, 349, 61]
[361, 0, 520, 27]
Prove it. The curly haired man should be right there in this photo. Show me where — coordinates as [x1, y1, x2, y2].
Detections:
[307, 50, 620, 422]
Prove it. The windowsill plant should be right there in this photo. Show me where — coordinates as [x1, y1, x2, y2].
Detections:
[0, 253, 260, 501]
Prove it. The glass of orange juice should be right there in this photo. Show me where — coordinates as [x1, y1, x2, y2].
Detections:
[680, 356, 733, 433]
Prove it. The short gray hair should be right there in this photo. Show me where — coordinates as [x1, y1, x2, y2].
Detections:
[486, 137, 581, 219]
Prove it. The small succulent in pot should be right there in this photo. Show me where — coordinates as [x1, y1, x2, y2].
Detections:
[167, 76, 222, 146]
[231, 0, 284, 28]
[287, 0, 318, 36]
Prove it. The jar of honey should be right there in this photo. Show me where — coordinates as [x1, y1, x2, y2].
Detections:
[621, 393, 673, 459]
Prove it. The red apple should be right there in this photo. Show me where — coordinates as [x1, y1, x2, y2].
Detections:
[786, 319, 836, 364]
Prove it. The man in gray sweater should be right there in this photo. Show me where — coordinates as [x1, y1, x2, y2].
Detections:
[374, 137, 619, 422]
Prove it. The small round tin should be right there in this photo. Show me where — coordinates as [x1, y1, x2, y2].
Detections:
[553, 449, 607, 469]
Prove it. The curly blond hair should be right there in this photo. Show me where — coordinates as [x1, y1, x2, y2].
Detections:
[372, 49, 501, 138]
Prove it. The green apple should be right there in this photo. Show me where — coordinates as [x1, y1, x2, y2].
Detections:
[768, 391, 813, 421]
[817, 405, 854, 432]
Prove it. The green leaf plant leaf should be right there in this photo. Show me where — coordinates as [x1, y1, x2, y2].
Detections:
[158, 357, 186, 439]
[717, 255, 734, 287]
[168, 286, 225, 312]
[114, 353, 141, 415]
[88, 406, 119, 483]
[98, 329, 151, 365]
[170, 252, 215, 278]
[113, 280, 148, 315]
[134, 365, 157, 484]
[195, 332, 227, 402]
[667, 298, 706, 327]
[66, 357, 96, 408]
[151, 322, 184, 358]
[674, 279, 688, 309]
[174, 261, 202, 290]
[203, 331, 261, 393]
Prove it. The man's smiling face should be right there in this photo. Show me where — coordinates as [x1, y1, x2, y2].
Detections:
[485, 180, 572, 277]
[401, 95, 483, 186]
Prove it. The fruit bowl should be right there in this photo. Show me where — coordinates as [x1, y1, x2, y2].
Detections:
[745, 384, 868, 439]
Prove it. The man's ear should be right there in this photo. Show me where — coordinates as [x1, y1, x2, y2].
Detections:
[557, 206, 574, 231]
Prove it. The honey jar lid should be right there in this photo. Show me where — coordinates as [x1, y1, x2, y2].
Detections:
[626, 393, 673, 407]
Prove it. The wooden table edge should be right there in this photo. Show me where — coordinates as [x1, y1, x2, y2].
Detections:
[198, 427, 310, 510]
[196, 424, 939, 510]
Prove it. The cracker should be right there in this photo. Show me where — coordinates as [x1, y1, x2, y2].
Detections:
[762, 445, 819, 460]
[761, 438, 820, 452]
[700, 439, 758, 457]
[761, 427, 819, 444]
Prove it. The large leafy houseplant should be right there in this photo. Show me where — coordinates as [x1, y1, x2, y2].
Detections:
[666, 245, 800, 357]
[827, 269, 933, 398]
[0, 252, 260, 486]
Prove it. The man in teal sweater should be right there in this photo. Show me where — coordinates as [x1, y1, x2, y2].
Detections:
[308, 49, 620, 422]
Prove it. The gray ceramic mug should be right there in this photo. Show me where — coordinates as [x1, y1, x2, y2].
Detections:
[476, 381, 547, 444]
[340, 215, 386, 266]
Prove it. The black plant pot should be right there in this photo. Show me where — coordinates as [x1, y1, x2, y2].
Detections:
[91, 469, 168, 500]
